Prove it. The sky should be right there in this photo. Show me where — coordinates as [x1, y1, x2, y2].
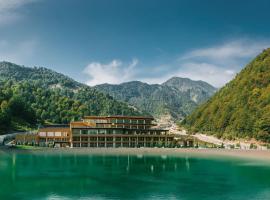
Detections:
[0, 0, 270, 87]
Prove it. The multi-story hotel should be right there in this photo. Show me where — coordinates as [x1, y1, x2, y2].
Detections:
[15, 116, 176, 148]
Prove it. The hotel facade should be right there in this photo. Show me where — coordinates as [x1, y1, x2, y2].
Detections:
[16, 116, 178, 148]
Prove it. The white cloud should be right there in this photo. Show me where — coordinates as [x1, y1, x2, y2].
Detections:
[176, 39, 270, 87]
[0, 39, 38, 63]
[181, 40, 270, 61]
[174, 62, 236, 87]
[140, 63, 236, 87]
[225, 70, 235, 75]
[0, 0, 39, 25]
[84, 59, 138, 86]
[83, 39, 270, 87]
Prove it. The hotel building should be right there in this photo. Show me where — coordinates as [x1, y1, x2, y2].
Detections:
[15, 116, 176, 148]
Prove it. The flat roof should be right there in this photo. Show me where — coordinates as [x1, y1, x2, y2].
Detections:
[42, 124, 69, 128]
[71, 127, 168, 131]
[83, 116, 154, 120]
[39, 127, 70, 132]
[70, 121, 96, 128]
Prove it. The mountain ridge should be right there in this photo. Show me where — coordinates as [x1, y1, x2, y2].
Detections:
[94, 77, 216, 121]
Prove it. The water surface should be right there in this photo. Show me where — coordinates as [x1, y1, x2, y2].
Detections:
[0, 151, 270, 200]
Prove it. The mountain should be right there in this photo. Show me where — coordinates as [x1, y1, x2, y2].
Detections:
[162, 77, 216, 104]
[94, 77, 216, 121]
[0, 62, 141, 134]
[182, 49, 270, 142]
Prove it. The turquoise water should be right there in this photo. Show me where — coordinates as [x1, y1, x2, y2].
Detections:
[0, 151, 270, 200]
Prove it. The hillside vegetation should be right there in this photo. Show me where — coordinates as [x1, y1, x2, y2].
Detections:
[0, 62, 141, 134]
[94, 77, 216, 120]
[182, 49, 270, 142]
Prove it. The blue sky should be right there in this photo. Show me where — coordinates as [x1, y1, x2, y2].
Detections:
[0, 0, 270, 87]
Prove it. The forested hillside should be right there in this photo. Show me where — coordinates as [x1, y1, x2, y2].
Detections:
[182, 49, 270, 142]
[0, 62, 141, 134]
[94, 78, 216, 120]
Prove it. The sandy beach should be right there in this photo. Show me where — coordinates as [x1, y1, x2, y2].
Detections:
[1, 147, 270, 161]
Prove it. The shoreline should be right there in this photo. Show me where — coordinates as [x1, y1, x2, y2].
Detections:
[1, 147, 270, 161]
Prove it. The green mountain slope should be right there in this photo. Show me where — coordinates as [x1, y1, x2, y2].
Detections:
[0, 62, 141, 134]
[94, 78, 216, 120]
[182, 49, 270, 142]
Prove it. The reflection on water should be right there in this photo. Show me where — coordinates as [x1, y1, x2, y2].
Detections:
[0, 152, 270, 200]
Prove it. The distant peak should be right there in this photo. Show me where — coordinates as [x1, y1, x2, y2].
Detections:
[0, 61, 20, 66]
[165, 76, 190, 82]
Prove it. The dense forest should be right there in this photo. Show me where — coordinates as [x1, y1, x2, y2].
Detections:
[94, 77, 216, 120]
[0, 62, 141, 134]
[182, 49, 270, 142]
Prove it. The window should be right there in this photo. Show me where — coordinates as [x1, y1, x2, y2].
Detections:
[117, 119, 123, 123]
[96, 124, 104, 128]
[82, 130, 88, 135]
[98, 143, 105, 147]
[39, 138, 46, 142]
[62, 132, 68, 137]
[113, 129, 123, 134]
[89, 137, 97, 141]
[145, 120, 151, 124]
[98, 129, 106, 134]
[85, 119, 108, 123]
[82, 143, 88, 147]
[123, 119, 130, 124]
[88, 129, 98, 134]
[39, 132, 46, 137]
[55, 132, 61, 137]
[90, 143, 97, 147]
[138, 120, 144, 124]
[107, 143, 113, 147]
[47, 132, 54, 137]
[73, 137, 80, 141]
[73, 143, 80, 147]
[72, 129, 80, 135]
[131, 120, 137, 124]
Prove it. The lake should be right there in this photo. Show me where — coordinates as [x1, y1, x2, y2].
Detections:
[0, 150, 270, 200]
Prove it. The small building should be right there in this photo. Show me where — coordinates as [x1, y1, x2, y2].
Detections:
[38, 126, 71, 147]
[15, 133, 39, 146]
